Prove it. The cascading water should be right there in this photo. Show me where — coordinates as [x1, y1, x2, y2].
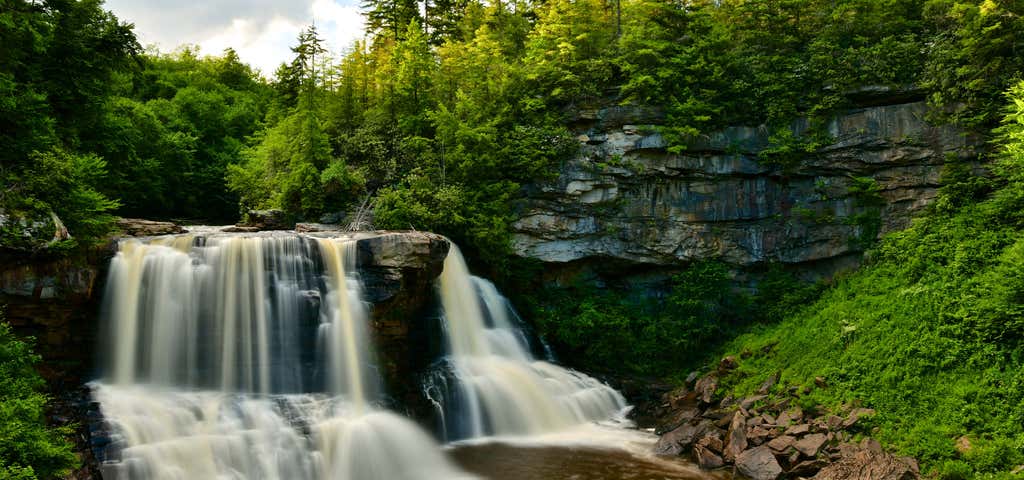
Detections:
[428, 245, 627, 440]
[94, 233, 472, 480]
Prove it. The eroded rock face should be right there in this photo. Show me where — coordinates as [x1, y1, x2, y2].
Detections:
[115, 218, 185, 237]
[513, 100, 976, 278]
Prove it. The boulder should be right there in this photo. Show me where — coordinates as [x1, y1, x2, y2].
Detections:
[694, 444, 725, 469]
[723, 411, 748, 462]
[116, 218, 185, 237]
[789, 459, 829, 477]
[240, 209, 291, 231]
[295, 223, 342, 233]
[767, 435, 796, 453]
[736, 446, 783, 480]
[841, 408, 876, 429]
[785, 423, 811, 436]
[655, 420, 714, 456]
[794, 433, 829, 457]
[811, 450, 917, 480]
[695, 375, 718, 404]
[656, 407, 701, 434]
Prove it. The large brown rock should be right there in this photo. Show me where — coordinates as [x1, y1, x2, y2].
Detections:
[655, 419, 715, 456]
[795, 433, 829, 457]
[811, 450, 918, 480]
[695, 375, 718, 404]
[723, 410, 748, 462]
[736, 446, 783, 480]
[116, 218, 185, 236]
[694, 444, 725, 469]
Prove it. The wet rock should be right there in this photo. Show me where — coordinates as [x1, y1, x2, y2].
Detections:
[736, 446, 783, 480]
[694, 444, 725, 469]
[656, 407, 701, 434]
[239, 209, 291, 230]
[295, 223, 342, 233]
[116, 218, 185, 236]
[811, 450, 917, 480]
[655, 420, 715, 456]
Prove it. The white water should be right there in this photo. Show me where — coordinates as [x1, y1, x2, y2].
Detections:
[95, 234, 472, 480]
[432, 246, 627, 439]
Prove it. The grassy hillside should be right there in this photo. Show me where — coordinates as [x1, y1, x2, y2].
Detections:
[712, 81, 1024, 478]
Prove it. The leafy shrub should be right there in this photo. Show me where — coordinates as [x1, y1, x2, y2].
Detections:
[0, 307, 76, 479]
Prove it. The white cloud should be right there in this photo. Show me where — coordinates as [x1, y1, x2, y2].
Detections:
[105, 0, 365, 77]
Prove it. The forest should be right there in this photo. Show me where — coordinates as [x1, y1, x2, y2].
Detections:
[2, 0, 1024, 478]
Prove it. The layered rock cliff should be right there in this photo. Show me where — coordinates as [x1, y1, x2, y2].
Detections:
[513, 98, 977, 279]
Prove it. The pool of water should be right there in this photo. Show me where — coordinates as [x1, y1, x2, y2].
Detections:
[445, 425, 730, 480]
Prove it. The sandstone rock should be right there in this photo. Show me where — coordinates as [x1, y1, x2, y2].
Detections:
[794, 433, 829, 457]
[789, 459, 829, 477]
[295, 223, 342, 233]
[656, 407, 700, 434]
[777, 407, 803, 426]
[811, 450, 917, 480]
[785, 423, 811, 436]
[694, 444, 725, 469]
[767, 435, 796, 453]
[695, 375, 718, 404]
[747, 426, 773, 446]
[724, 411, 748, 462]
[116, 218, 185, 236]
[221, 226, 260, 233]
[655, 420, 714, 456]
[697, 432, 724, 453]
[512, 101, 974, 283]
[240, 209, 291, 231]
[736, 446, 783, 480]
[859, 437, 883, 455]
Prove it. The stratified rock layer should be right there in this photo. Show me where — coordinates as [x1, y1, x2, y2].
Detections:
[514, 100, 976, 277]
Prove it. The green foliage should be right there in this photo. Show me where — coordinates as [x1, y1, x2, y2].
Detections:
[705, 83, 1024, 475]
[529, 260, 817, 377]
[0, 307, 77, 479]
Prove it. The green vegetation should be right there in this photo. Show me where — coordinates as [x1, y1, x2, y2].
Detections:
[531, 261, 820, 376]
[703, 82, 1024, 477]
[2, 0, 1024, 476]
[0, 308, 76, 479]
[3, 0, 1022, 261]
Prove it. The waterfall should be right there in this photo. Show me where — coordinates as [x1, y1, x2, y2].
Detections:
[431, 245, 627, 440]
[94, 233, 472, 480]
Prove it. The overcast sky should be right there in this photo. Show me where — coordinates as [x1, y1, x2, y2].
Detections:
[104, 0, 366, 77]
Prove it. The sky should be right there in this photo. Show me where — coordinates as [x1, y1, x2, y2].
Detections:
[104, 0, 367, 77]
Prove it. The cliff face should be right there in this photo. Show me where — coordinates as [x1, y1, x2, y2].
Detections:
[512, 99, 977, 278]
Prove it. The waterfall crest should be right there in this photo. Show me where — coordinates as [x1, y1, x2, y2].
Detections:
[432, 245, 627, 439]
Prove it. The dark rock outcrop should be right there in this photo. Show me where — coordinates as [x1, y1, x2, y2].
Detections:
[513, 100, 977, 281]
[115, 218, 185, 236]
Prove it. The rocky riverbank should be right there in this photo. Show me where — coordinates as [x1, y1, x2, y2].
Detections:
[648, 356, 919, 480]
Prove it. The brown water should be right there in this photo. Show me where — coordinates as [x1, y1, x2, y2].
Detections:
[449, 442, 729, 480]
